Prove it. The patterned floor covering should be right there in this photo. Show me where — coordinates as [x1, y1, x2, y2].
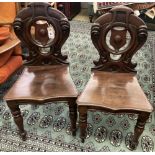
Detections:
[0, 21, 155, 152]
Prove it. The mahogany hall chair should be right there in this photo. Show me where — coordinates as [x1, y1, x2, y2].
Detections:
[4, 2, 78, 140]
[77, 6, 153, 150]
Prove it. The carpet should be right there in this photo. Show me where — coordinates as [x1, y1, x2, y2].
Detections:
[0, 20, 155, 152]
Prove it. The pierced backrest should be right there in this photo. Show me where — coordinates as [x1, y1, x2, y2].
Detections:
[13, 2, 70, 65]
[91, 6, 148, 73]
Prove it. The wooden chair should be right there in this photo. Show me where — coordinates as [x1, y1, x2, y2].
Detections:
[77, 6, 153, 150]
[4, 2, 78, 141]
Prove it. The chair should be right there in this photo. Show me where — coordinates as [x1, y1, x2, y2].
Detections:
[77, 6, 153, 150]
[4, 2, 78, 141]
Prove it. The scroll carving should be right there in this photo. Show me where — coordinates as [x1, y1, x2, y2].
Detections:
[138, 25, 148, 43]
[91, 6, 148, 73]
[13, 2, 70, 66]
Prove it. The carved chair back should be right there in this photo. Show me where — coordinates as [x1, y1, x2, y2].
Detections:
[91, 6, 148, 73]
[13, 2, 70, 66]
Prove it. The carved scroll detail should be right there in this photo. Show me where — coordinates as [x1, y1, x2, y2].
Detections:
[13, 2, 70, 66]
[91, 23, 101, 38]
[138, 25, 148, 44]
[91, 6, 148, 73]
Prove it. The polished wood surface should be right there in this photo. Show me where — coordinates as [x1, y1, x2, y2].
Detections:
[77, 6, 153, 150]
[5, 65, 78, 102]
[91, 6, 147, 73]
[77, 71, 152, 112]
[13, 2, 70, 65]
[4, 2, 78, 141]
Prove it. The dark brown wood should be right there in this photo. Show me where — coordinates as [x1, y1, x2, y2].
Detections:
[78, 71, 153, 112]
[56, 2, 81, 20]
[77, 6, 153, 150]
[4, 2, 78, 140]
[68, 98, 77, 136]
[79, 106, 87, 143]
[91, 6, 147, 73]
[7, 103, 27, 140]
[130, 112, 150, 150]
[5, 65, 78, 102]
[13, 2, 70, 65]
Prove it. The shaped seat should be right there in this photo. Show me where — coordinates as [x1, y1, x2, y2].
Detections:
[78, 71, 152, 112]
[5, 65, 77, 102]
[4, 2, 78, 141]
[77, 6, 153, 150]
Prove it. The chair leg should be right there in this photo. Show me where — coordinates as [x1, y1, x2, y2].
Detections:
[89, 15, 93, 23]
[129, 112, 150, 150]
[7, 103, 27, 141]
[79, 107, 87, 143]
[68, 99, 77, 136]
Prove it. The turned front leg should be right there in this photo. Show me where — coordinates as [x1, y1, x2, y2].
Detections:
[68, 98, 77, 136]
[79, 106, 87, 143]
[7, 102, 27, 141]
[130, 112, 150, 150]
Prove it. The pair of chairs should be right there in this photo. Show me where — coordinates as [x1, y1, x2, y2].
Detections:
[4, 2, 153, 150]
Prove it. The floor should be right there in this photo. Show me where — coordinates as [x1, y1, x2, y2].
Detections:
[73, 9, 89, 22]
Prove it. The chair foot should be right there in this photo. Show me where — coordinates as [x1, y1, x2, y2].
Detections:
[79, 107, 87, 143]
[131, 112, 150, 150]
[129, 141, 138, 150]
[72, 130, 76, 136]
[128, 134, 138, 151]
[68, 99, 77, 136]
[7, 103, 26, 140]
[20, 130, 27, 141]
[81, 138, 85, 143]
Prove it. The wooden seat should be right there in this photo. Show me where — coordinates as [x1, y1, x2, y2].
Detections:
[4, 2, 78, 141]
[5, 65, 78, 102]
[77, 6, 153, 150]
[77, 71, 152, 112]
